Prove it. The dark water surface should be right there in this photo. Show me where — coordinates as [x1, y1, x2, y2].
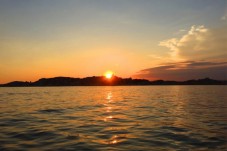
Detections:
[0, 86, 226, 150]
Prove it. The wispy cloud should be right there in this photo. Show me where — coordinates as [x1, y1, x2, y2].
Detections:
[221, 12, 227, 21]
[174, 29, 187, 35]
[221, 15, 226, 20]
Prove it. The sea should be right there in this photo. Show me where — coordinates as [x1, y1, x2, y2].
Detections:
[0, 86, 226, 150]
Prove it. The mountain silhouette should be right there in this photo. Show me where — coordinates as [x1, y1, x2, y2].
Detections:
[0, 76, 226, 87]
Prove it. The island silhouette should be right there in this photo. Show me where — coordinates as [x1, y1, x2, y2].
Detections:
[0, 76, 226, 87]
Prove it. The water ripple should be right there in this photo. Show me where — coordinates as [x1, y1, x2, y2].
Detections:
[0, 86, 226, 150]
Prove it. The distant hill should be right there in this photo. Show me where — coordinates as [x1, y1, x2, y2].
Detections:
[0, 76, 226, 87]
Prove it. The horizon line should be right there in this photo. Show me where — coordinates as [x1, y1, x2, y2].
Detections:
[1, 75, 226, 85]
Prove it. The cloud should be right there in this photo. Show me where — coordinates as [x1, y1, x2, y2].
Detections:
[221, 15, 226, 20]
[179, 29, 186, 32]
[174, 29, 186, 35]
[221, 12, 227, 21]
[138, 25, 227, 81]
[159, 25, 227, 62]
[133, 61, 227, 81]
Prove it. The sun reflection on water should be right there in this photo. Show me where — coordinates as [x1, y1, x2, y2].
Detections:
[101, 91, 123, 145]
[109, 139, 118, 144]
[106, 92, 112, 103]
[1, 86, 226, 150]
[106, 106, 112, 112]
[103, 91, 114, 122]
[104, 115, 113, 122]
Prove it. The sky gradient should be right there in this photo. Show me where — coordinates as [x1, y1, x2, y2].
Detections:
[0, 0, 226, 83]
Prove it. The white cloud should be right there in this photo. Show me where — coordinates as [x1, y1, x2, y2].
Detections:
[159, 25, 227, 62]
[221, 15, 226, 20]
[221, 13, 227, 21]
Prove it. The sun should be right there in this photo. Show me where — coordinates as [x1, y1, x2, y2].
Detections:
[105, 71, 113, 79]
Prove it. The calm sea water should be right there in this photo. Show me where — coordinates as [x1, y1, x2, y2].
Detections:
[0, 86, 226, 150]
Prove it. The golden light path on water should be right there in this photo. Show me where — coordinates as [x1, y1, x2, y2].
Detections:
[0, 86, 226, 150]
[96, 90, 132, 145]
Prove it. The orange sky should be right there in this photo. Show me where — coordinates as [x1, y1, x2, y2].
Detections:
[0, 1, 226, 83]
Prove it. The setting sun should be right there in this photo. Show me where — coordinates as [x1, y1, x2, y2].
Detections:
[105, 71, 113, 79]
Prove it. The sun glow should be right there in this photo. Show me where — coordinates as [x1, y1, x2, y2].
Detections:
[105, 71, 113, 79]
